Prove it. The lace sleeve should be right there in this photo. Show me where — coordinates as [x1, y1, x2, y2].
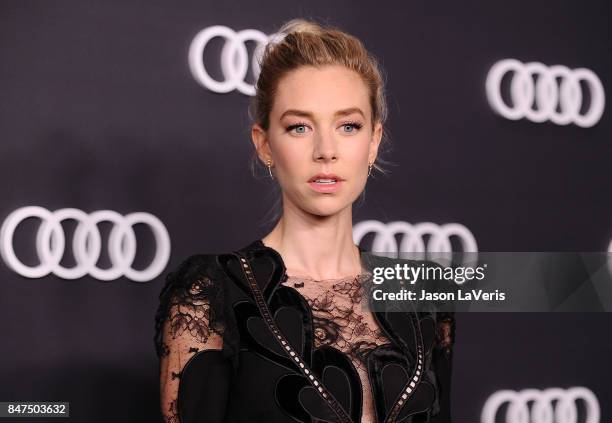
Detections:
[427, 260, 456, 422]
[155, 255, 226, 423]
[435, 312, 455, 357]
[430, 310, 455, 422]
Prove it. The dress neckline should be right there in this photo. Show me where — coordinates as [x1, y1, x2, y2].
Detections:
[283, 272, 372, 284]
[254, 238, 370, 282]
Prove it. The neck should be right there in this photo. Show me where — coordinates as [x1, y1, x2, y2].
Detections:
[261, 199, 362, 281]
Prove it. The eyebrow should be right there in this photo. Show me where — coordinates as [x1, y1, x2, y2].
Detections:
[279, 107, 365, 121]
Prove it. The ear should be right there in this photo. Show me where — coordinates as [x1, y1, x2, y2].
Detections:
[368, 121, 383, 164]
[251, 124, 272, 164]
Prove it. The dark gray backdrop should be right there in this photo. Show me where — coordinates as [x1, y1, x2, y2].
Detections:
[1, 1, 611, 422]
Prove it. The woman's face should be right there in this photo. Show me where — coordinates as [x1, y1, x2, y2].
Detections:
[252, 64, 383, 217]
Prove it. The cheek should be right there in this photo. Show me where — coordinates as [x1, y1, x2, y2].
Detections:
[271, 141, 308, 177]
[342, 139, 371, 166]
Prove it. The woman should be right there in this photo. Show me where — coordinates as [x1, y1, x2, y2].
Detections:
[154, 18, 455, 423]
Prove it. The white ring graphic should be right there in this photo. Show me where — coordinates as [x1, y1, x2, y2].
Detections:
[0, 206, 171, 282]
[481, 386, 600, 423]
[486, 58, 605, 127]
[189, 25, 282, 96]
[352, 220, 478, 273]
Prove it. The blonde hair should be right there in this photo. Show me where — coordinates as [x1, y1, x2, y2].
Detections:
[249, 18, 391, 176]
[249, 18, 393, 228]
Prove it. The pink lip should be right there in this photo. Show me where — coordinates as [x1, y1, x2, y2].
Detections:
[308, 173, 344, 193]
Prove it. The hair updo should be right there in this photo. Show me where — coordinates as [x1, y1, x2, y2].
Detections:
[249, 18, 391, 176]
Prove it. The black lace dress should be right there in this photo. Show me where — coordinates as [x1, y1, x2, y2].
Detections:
[154, 240, 455, 423]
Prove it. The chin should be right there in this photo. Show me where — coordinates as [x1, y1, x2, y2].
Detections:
[303, 199, 352, 218]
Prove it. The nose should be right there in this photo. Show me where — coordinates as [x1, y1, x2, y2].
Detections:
[312, 130, 337, 162]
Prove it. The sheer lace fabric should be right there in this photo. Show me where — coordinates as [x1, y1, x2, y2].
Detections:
[159, 276, 225, 423]
[158, 271, 454, 423]
[281, 272, 386, 372]
[281, 271, 455, 421]
[281, 271, 387, 422]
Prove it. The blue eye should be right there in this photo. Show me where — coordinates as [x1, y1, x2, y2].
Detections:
[341, 122, 363, 133]
[285, 121, 363, 134]
[286, 123, 309, 134]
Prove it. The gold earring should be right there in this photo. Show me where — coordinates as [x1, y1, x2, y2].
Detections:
[368, 161, 373, 177]
[266, 159, 274, 179]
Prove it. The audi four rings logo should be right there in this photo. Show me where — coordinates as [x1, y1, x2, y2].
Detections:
[481, 386, 600, 423]
[0, 206, 171, 282]
[486, 58, 605, 127]
[352, 220, 478, 273]
[189, 25, 284, 96]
